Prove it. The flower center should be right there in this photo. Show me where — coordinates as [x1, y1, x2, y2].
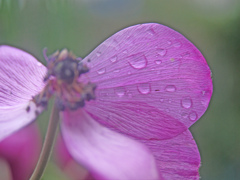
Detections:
[31, 49, 96, 111]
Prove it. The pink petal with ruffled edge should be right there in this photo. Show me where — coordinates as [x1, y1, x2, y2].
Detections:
[0, 123, 42, 180]
[141, 130, 201, 180]
[82, 23, 212, 139]
[0, 45, 46, 141]
[61, 109, 160, 180]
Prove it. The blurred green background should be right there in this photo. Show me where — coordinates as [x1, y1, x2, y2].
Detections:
[0, 0, 239, 179]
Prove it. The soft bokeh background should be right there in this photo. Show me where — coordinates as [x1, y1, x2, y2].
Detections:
[0, 0, 239, 179]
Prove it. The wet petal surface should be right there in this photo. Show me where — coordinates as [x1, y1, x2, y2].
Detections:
[61, 109, 159, 180]
[82, 23, 213, 139]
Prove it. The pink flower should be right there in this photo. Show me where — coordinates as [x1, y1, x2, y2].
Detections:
[0, 124, 41, 180]
[0, 23, 212, 180]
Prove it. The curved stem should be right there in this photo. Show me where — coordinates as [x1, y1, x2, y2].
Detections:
[30, 103, 60, 180]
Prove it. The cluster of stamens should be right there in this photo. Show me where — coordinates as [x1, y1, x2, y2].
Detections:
[31, 49, 96, 111]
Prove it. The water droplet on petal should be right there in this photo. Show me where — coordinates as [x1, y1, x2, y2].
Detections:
[159, 98, 164, 102]
[201, 90, 210, 107]
[181, 97, 192, 109]
[189, 111, 197, 121]
[97, 68, 106, 75]
[137, 83, 151, 94]
[96, 52, 101, 57]
[115, 86, 125, 97]
[37, 62, 42, 66]
[157, 48, 167, 56]
[147, 28, 155, 35]
[110, 55, 117, 62]
[165, 85, 176, 92]
[167, 40, 172, 45]
[127, 71, 132, 75]
[155, 60, 162, 65]
[127, 53, 147, 69]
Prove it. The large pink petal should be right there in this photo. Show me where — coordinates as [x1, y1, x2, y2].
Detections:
[0, 123, 42, 180]
[82, 23, 212, 139]
[0, 45, 47, 141]
[141, 130, 200, 180]
[61, 109, 160, 180]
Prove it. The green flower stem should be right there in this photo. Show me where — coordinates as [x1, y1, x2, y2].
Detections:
[30, 102, 60, 180]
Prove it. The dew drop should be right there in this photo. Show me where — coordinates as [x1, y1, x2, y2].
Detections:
[127, 53, 147, 69]
[110, 55, 117, 62]
[159, 98, 164, 102]
[137, 83, 151, 94]
[165, 85, 176, 92]
[147, 28, 155, 35]
[115, 86, 125, 97]
[127, 71, 132, 75]
[97, 68, 106, 75]
[96, 52, 101, 57]
[37, 62, 42, 66]
[155, 60, 162, 65]
[201, 96, 209, 107]
[157, 48, 167, 56]
[181, 97, 192, 109]
[189, 111, 198, 121]
[201, 90, 210, 107]
[167, 40, 172, 45]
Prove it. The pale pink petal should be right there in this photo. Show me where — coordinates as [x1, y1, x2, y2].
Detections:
[141, 130, 200, 180]
[55, 134, 90, 180]
[82, 23, 212, 139]
[61, 109, 159, 180]
[0, 45, 46, 141]
[0, 123, 42, 180]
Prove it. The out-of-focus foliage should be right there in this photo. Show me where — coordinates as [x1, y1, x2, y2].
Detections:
[0, 0, 239, 179]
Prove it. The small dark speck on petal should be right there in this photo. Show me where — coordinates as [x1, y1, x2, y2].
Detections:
[26, 106, 30, 112]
